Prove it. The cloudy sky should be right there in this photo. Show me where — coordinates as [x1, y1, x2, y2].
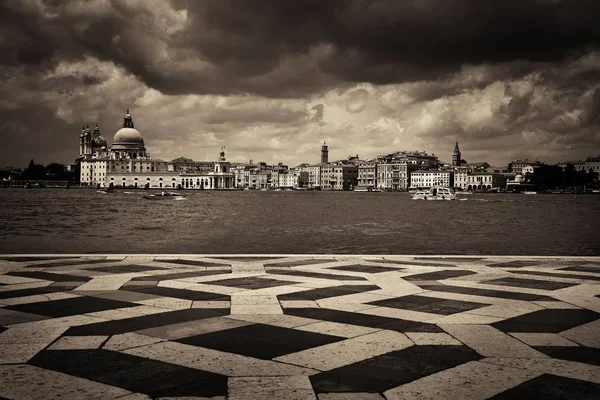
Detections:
[2, 0, 600, 168]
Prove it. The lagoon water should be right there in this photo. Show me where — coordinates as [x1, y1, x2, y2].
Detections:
[0, 189, 598, 255]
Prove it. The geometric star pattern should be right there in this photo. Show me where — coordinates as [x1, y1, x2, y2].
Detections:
[0, 255, 599, 399]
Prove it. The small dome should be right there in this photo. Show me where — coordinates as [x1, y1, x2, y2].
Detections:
[113, 128, 144, 145]
[93, 135, 108, 148]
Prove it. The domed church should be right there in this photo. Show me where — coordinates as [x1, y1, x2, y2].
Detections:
[79, 109, 234, 189]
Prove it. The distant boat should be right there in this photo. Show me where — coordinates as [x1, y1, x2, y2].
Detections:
[97, 188, 114, 194]
[142, 192, 186, 200]
[354, 187, 382, 192]
[523, 191, 537, 195]
[412, 187, 456, 201]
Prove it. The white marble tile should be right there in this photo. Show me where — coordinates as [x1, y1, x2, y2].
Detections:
[531, 300, 582, 309]
[0, 364, 131, 399]
[0, 343, 52, 364]
[366, 272, 424, 296]
[48, 335, 108, 350]
[228, 376, 315, 400]
[192, 300, 231, 308]
[136, 297, 193, 310]
[559, 319, 600, 348]
[102, 332, 166, 352]
[552, 293, 600, 313]
[315, 299, 378, 313]
[464, 303, 543, 319]
[122, 341, 319, 377]
[0, 275, 48, 285]
[75, 274, 139, 291]
[481, 357, 600, 384]
[509, 332, 579, 347]
[225, 314, 318, 328]
[295, 321, 380, 338]
[359, 306, 440, 323]
[9, 314, 108, 329]
[0, 280, 52, 292]
[274, 330, 413, 371]
[230, 294, 279, 305]
[384, 360, 541, 400]
[405, 332, 463, 346]
[230, 304, 283, 314]
[280, 300, 320, 308]
[440, 324, 548, 358]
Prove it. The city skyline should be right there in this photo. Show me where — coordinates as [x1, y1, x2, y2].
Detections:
[2, 1, 600, 167]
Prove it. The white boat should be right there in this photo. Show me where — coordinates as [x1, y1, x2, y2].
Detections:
[142, 192, 186, 200]
[412, 187, 456, 201]
[523, 191, 537, 195]
[354, 187, 382, 192]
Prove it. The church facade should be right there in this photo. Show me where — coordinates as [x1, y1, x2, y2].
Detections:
[79, 110, 234, 189]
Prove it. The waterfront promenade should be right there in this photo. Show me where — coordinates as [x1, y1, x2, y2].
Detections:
[0, 255, 599, 399]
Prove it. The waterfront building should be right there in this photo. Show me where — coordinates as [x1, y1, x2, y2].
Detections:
[376, 162, 417, 191]
[321, 163, 358, 190]
[357, 160, 377, 189]
[79, 110, 234, 189]
[410, 170, 454, 189]
[558, 156, 600, 173]
[277, 171, 309, 189]
[296, 164, 322, 189]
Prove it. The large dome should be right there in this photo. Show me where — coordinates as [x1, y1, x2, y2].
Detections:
[113, 127, 144, 145]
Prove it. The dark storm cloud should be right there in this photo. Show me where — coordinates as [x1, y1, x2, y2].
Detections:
[2, 0, 600, 97]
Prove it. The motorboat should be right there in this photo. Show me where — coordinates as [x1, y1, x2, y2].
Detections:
[97, 188, 114, 194]
[354, 187, 382, 192]
[412, 187, 456, 200]
[142, 192, 186, 200]
[523, 191, 537, 195]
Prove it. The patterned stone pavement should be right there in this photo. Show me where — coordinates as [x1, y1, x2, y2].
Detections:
[0, 255, 599, 399]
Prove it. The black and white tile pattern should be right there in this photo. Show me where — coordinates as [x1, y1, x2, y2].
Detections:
[0, 255, 599, 399]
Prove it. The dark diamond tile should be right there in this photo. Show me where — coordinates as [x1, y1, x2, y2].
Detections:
[0, 326, 7, 334]
[158, 259, 230, 267]
[6, 271, 91, 282]
[123, 286, 230, 301]
[284, 308, 443, 333]
[264, 259, 337, 268]
[209, 276, 296, 290]
[330, 264, 403, 273]
[0, 287, 54, 300]
[212, 256, 282, 262]
[177, 323, 344, 359]
[65, 308, 230, 336]
[368, 295, 487, 315]
[492, 309, 600, 333]
[0, 308, 50, 325]
[23, 259, 112, 268]
[404, 270, 476, 282]
[0, 256, 79, 262]
[311, 345, 481, 393]
[413, 283, 555, 301]
[534, 346, 600, 366]
[382, 259, 458, 267]
[89, 264, 168, 274]
[266, 268, 367, 281]
[510, 270, 600, 282]
[535, 346, 600, 365]
[561, 265, 600, 273]
[278, 285, 379, 301]
[28, 349, 227, 398]
[489, 374, 600, 400]
[484, 277, 576, 291]
[131, 270, 231, 281]
[486, 260, 542, 268]
[6, 296, 137, 318]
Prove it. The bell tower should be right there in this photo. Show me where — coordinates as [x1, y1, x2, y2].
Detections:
[452, 141, 461, 167]
[321, 140, 329, 164]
